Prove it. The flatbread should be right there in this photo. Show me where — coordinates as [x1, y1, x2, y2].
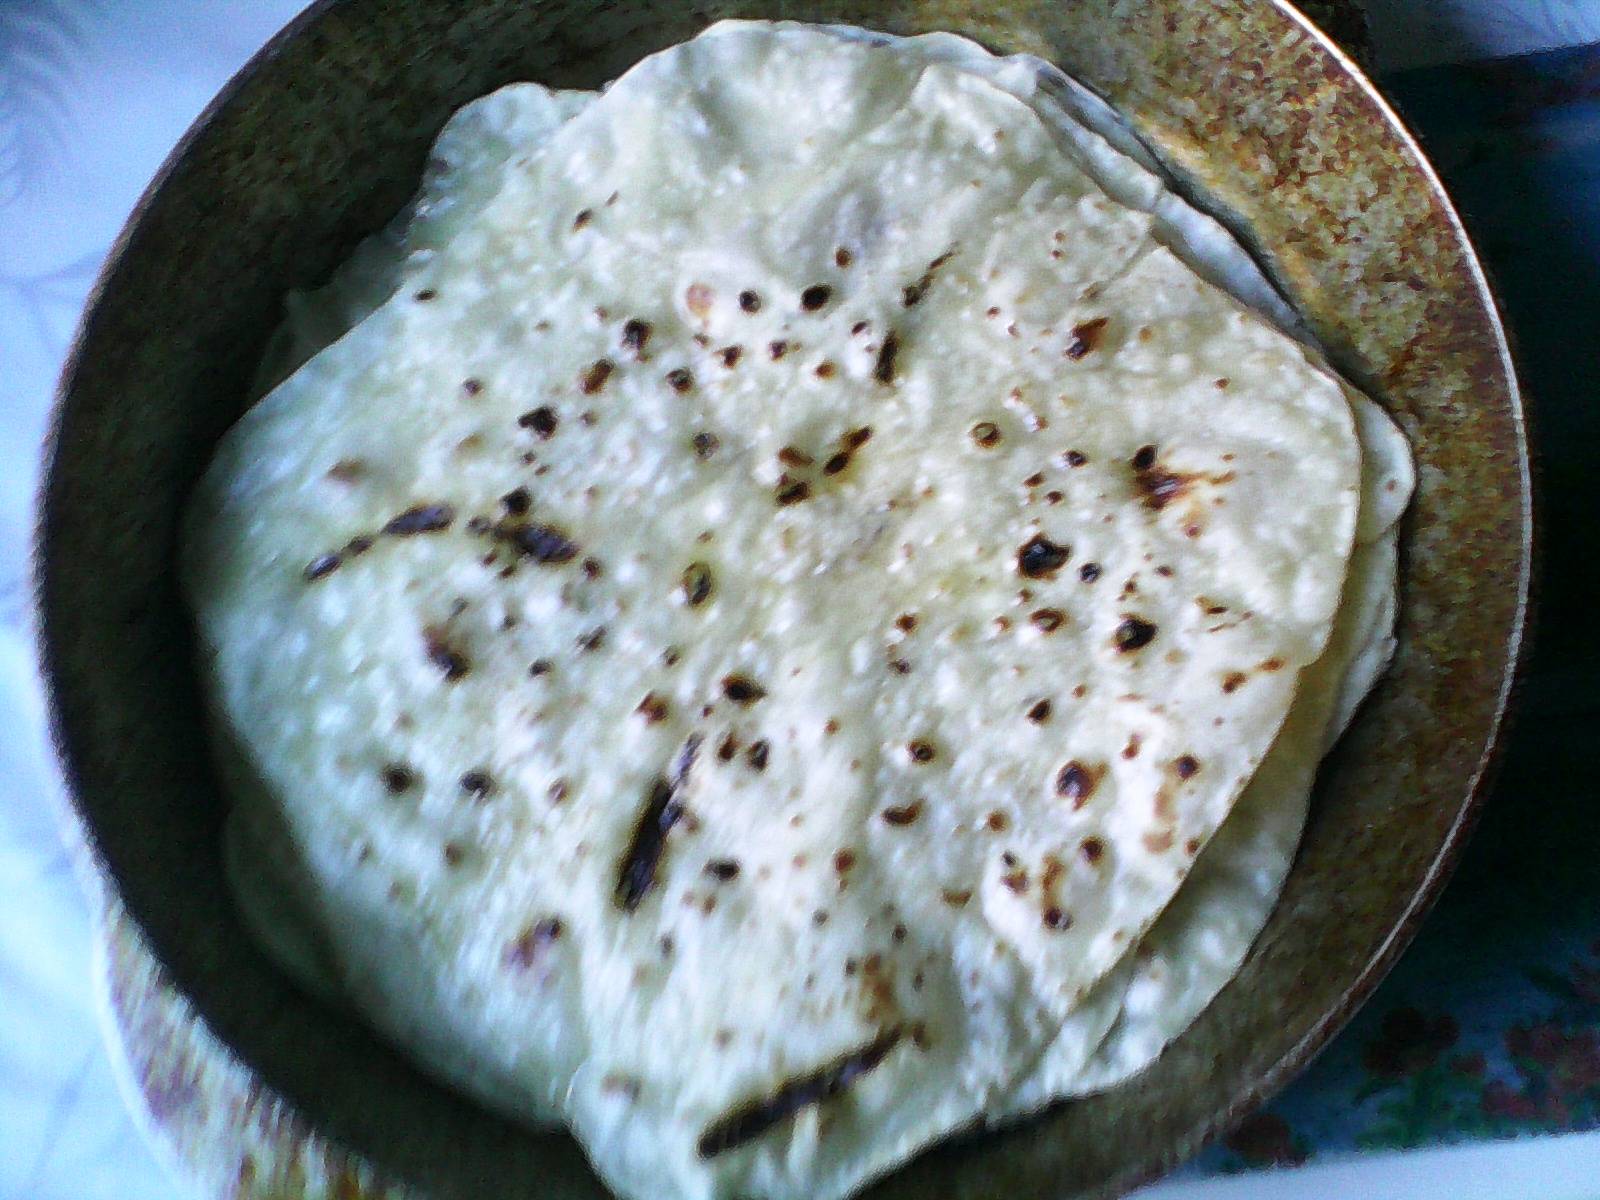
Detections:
[184, 22, 1379, 1200]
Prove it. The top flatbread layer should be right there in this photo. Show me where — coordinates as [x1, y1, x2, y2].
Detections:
[184, 22, 1364, 1200]
[235, 29, 1413, 1117]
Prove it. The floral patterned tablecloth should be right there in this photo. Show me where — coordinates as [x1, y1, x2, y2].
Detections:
[3, 4, 1599, 1198]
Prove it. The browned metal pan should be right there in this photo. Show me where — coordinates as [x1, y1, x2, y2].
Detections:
[36, 2, 1531, 1196]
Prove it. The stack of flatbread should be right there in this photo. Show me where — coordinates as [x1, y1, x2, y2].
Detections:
[182, 22, 1413, 1200]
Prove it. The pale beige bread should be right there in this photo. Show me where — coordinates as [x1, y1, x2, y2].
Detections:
[245, 34, 1416, 1110]
[851, 25, 1413, 1108]
[1001, 530, 1400, 1112]
[186, 22, 1384, 1200]
[876, 22, 1416, 1105]
[251, 82, 596, 396]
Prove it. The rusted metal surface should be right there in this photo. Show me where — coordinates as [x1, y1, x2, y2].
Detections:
[37, 2, 1529, 1197]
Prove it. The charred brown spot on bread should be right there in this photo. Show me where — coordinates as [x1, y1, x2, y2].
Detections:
[501, 523, 580, 564]
[1079, 562, 1102, 583]
[681, 562, 714, 607]
[768, 340, 790, 360]
[1030, 608, 1066, 634]
[524, 406, 563, 438]
[1131, 445, 1197, 509]
[695, 1030, 902, 1158]
[971, 422, 1001, 448]
[621, 319, 651, 357]
[504, 917, 564, 969]
[1142, 469, 1192, 510]
[1114, 617, 1158, 653]
[1063, 449, 1088, 467]
[326, 458, 366, 482]
[1056, 761, 1103, 809]
[717, 345, 743, 368]
[775, 477, 812, 506]
[822, 427, 873, 476]
[1080, 837, 1105, 864]
[460, 770, 495, 800]
[383, 504, 454, 535]
[1143, 830, 1175, 854]
[800, 284, 833, 312]
[685, 283, 714, 318]
[778, 446, 814, 468]
[1153, 787, 1176, 821]
[1017, 534, 1071, 578]
[616, 735, 701, 913]
[422, 626, 470, 681]
[303, 553, 342, 582]
[906, 739, 937, 763]
[722, 674, 767, 705]
[635, 693, 670, 724]
[745, 740, 770, 771]
[873, 330, 900, 384]
[738, 290, 762, 313]
[499, 487, 532, 516]
[572, 209, 593, 230]
[1027, 699, 1052, 723]
[881, 800, 924, 826]
[692, 431, 719, 458]
[835, 247, 853, 268]
[1042, 907, 1072, 931]
[579, 359, 614, 394]
[666, 367, 695, 394]
[381, 763, 417, 794]
[705, 859, 741, 881]
[1174, 755, 1200, 780]
[902, 249, 955, 307]
[1222, 671, 1249, 693]
[1064, 317, 1110, 359]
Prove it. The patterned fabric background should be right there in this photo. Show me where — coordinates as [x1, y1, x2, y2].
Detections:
[3, 3, 1599, 1198]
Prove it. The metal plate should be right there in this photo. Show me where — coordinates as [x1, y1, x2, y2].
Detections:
[37, 2, 1531, 1197]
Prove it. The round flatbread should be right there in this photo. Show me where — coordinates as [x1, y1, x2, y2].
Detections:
[185, 23, 1377, 1200]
